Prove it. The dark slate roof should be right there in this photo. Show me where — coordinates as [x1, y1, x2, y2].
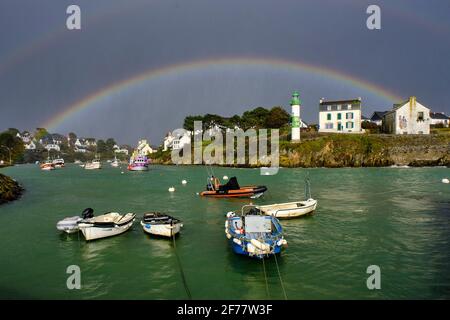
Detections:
[430, 112, 449, 120]
[362, 115, 369, 120]
[370, 111, 388, 121]
[319, 98, 361, 105]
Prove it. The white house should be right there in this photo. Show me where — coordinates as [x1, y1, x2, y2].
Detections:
[136, 139, 155, 155]
[45, 144, 60, 152]
[382, 97, 430, 134]
[430, 112, 449, 127]
[318, 98, 363, 133]
[25, 141, 36, 150]
[163, 131, 191, 151]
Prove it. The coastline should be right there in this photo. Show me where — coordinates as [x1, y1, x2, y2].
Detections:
[0, 173, 24, 205]
[150, 133, 450, 168]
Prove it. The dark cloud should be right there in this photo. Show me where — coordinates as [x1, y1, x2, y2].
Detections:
[0, 0, 449, 144]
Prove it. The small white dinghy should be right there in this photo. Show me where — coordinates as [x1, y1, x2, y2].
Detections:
[78, 210, 136, 241]
[56, 208, 94, 234]
[140, 212, 183, 238]
[258, 176, 318, 219]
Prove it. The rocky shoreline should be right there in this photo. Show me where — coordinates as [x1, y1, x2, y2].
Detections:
[150, 134, 450, 168]
[0, 173, 24, 205]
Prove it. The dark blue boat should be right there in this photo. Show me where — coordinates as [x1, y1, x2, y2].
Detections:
[225, 205, 287, 259]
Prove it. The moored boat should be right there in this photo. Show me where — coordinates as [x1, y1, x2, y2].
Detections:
[200, 176, 267, 198]
[78, 211, 136, 241]
[84, 158, 102, 170]
[140, 212, 183, 237]
[52, 158, 65, 168]
[56, 208, 94, 234]
[257, 176, 317, 218]
[128, 155, 149, 171]
[111, 156, 120, 167]
[225, 205, 287, 259]
[40, 159, 55, 171]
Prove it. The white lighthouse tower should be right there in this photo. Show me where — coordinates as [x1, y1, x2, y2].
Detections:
[290, 91, 301, 141]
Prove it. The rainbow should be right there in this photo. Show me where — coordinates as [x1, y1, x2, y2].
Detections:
[43, 57, 403, 131]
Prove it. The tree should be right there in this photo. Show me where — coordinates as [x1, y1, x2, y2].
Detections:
[0, 130, 25, 164]
[183, 115, 204, 131]
[265, 106, 290, 128]
[68, 132, 77, 146]
[34, 128, 49, 141]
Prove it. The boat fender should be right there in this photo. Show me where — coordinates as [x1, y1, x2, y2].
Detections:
[233, 238, 242, 246]
[226, 233, 232, 239]
[226, 212, 235, 218]
[442, 178, 449, 184]
[182, 180, 187, 185]
[251, 239, 270, 251]
[247, 243, 256, 254]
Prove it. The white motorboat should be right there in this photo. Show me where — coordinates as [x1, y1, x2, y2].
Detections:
[40, 159, 55, 171]
[78, 211, 136, 241]
[257, 176, 318, 219]
[84, 158, 102, 170]
[258, 198, 317, 219]
[52, 158, 65, 168]
[56, 208, 94, 234]
[111, 156, 120, 167]
[140, 212, 183, 238]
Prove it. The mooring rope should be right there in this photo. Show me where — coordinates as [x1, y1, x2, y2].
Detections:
[172, 232, 192, 299]
[273, 253, 288, 300]
[261, 256, 271, 299]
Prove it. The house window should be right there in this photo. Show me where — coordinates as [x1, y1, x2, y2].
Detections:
[346, 122, 354, 129]
[337, 105, 341, 110]
[325, 123, 333, 129]
[346, 112, 354, 119]
[327, 105, 332, 111]
[417, 112, 424, 121]
[337, 113, 342, 120]
[347, 104, 352, 110]
[337, 123, 342, 131]
[327, 113, 332, 121]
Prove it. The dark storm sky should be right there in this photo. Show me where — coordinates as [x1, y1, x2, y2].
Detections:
[0, 0, 449, 145]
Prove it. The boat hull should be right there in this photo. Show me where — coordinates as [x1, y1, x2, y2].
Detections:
[141, 221, 182, 237]
[200, 186, 267, 198]
[128, 165, 149, 171]
[79, 221, 134, 240]
[84, 163, 101, 170]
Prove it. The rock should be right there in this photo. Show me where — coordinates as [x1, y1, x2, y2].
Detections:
[0, 173, 24, 205]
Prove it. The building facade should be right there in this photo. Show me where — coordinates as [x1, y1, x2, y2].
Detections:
[382, 97, 430, 134]
[430, 112, 449, 127]
[318, 98, 363, 133]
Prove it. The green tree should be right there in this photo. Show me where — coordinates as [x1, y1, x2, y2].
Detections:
[183, 115, 204, 131]
[265, 106, 290, 128]
[0, 131, 25, 164]
[34, 128, 49, 141]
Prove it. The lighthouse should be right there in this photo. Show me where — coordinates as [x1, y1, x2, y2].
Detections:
[290, 91, 301, 141]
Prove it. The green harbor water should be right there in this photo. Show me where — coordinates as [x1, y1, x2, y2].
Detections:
[0, 164, 449, 299]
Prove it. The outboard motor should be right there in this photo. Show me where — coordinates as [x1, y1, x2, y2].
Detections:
[81, 208, 94, 219]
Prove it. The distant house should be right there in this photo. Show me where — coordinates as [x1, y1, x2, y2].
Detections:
[136, 139, 155, 155]
[318, 98, 363, 133]
[45, 144, 60, 152]
[113, 145, 129, 155]
[163, 131, 191, 151]
[25, 141, 36, 150]
[17, 131, 33, 144]
[430, 112, 449, 127]
[382, 97, 430, 134]
[369, 111, 388, 126]
[74, 147, 87, 153]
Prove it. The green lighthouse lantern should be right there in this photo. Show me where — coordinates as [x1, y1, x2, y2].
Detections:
[290, 91, 301, 106]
